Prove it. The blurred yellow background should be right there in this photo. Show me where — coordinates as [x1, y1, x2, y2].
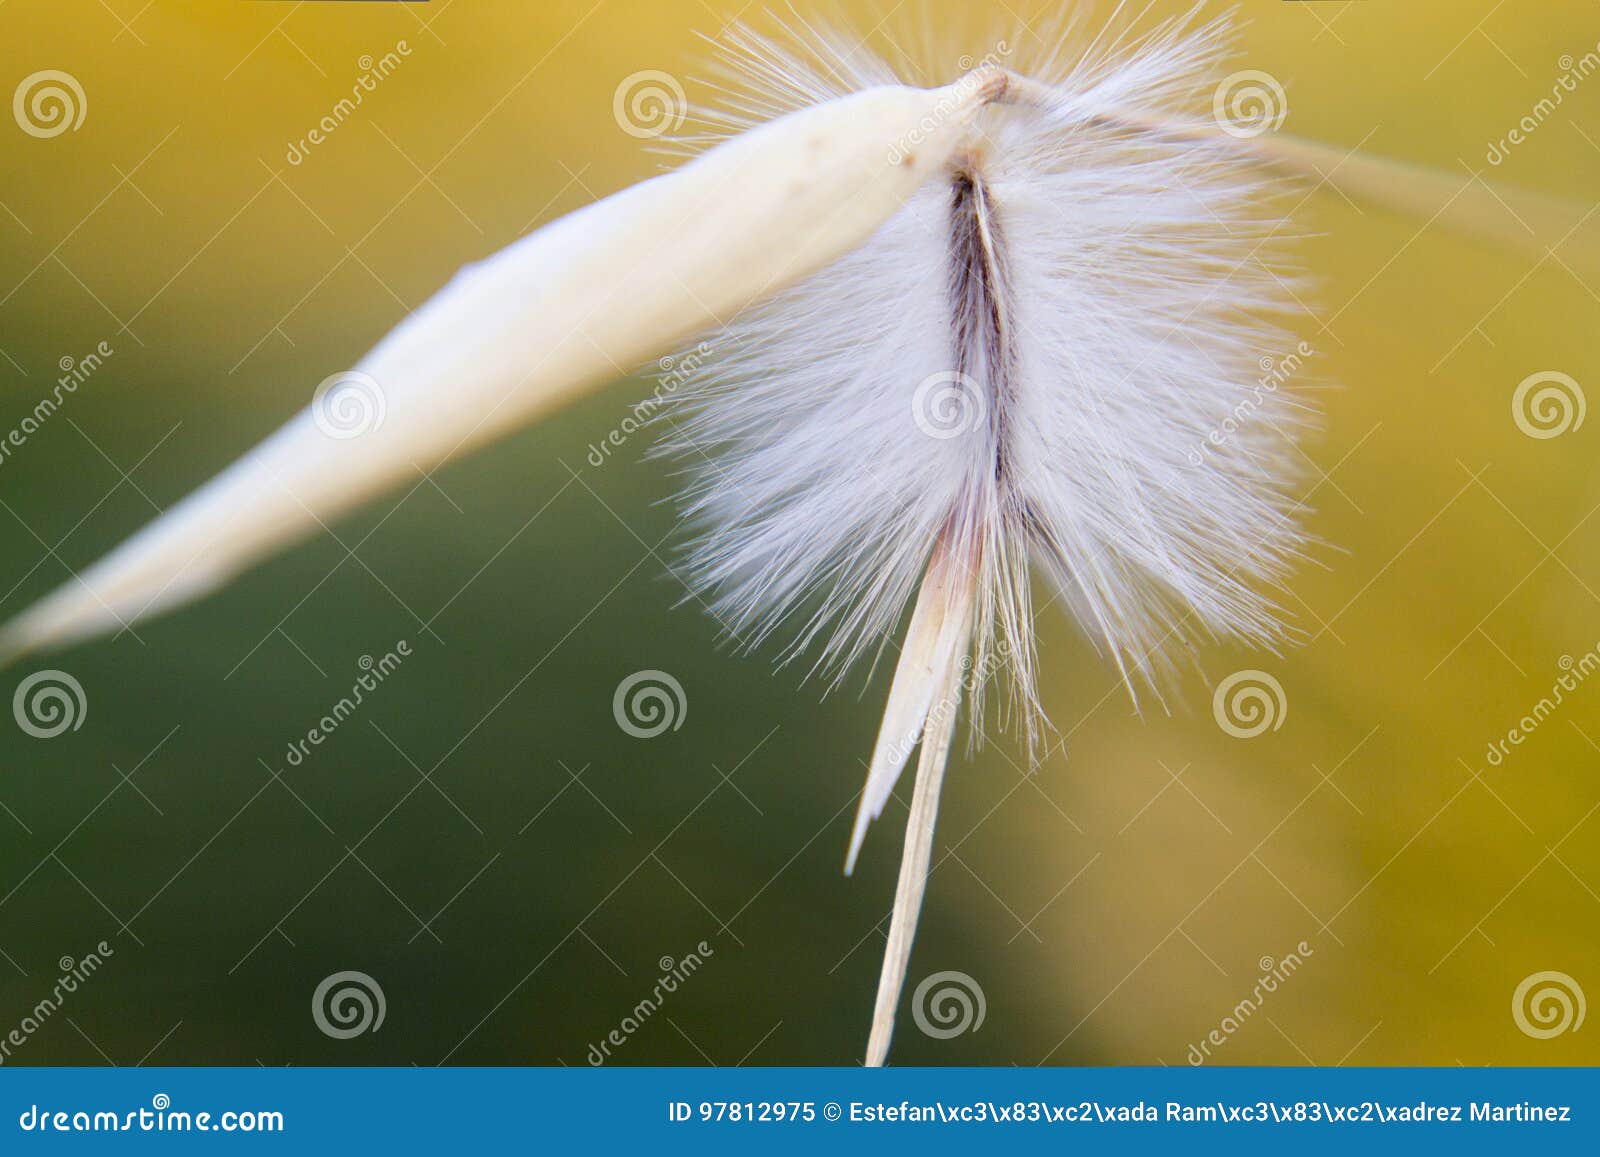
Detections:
[0, 0, 1596, 1066]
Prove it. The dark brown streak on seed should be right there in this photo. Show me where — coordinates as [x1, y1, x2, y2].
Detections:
[947, 166, 1018, 488]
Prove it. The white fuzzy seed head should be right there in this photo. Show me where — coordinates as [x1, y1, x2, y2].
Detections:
[658, 10, 1315, 742]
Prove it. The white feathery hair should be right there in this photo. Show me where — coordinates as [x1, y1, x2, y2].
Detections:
[663, 12, 1307, 750]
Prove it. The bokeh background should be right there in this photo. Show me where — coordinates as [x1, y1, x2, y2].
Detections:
[0, 0, 1597, 1067]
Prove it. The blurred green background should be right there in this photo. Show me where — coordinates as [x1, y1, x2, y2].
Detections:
[0, 0, 1596, 1066]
